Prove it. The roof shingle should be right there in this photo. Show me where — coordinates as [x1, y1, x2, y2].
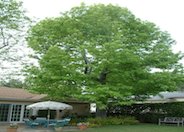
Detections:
[0, 87, 46, 101]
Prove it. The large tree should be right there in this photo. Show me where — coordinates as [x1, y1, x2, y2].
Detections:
[26, 4, 184, 109]
[0, 78, 24, 88]
[0, 0, 31, 80]
[0, 0, 29, 50]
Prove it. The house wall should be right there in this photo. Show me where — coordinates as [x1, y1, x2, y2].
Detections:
[68, 103, 90, 116]
[0, 100, 90, 123]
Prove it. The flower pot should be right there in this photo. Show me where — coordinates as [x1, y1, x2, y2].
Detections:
[54, 127, 63, 132]
[78, 124, 87, 130]
[7, 127, 17, 132]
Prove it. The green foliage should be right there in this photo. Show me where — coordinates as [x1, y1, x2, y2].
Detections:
[87, 116, 139, 127]
[137, 113, 165, 124]
[0, 78, 24, 88]
[26, 4, 184, 109]
[112, 102, 184, 123]
[25, 46, 82, 99]
[0, 0, 31, 81]
[0, 0, 30, 50]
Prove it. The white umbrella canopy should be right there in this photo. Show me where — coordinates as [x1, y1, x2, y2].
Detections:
[26, 101, 73, 110]
[26, 101, 73, 127]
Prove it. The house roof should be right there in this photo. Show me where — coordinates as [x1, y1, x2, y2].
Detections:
[0, 87, 46, 101]
[144, 91, 184, 103]
[149, 91, 184, 100]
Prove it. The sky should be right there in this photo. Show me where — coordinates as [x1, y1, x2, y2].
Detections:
[22, 0, 184, 53]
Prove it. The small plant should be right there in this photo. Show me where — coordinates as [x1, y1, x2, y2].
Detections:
[77, 122, 89, 130]
[77, 122, 89, 126]
[9, 123, 18, 128]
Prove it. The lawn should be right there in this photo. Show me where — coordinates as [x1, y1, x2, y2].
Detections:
[75, 124, 184, 132]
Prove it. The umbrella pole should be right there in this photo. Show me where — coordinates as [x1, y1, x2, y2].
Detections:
[47, 109, 50, 128]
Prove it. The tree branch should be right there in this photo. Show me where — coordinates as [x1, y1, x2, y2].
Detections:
[0, 27, 8, 49]
[83, 49, 92, 74]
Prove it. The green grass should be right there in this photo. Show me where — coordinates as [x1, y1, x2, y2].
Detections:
[75, 124, 184, 132]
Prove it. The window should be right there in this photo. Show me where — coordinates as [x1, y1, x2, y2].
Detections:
[0, 104, 10, 121]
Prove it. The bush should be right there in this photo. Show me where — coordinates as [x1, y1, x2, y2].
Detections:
[123, 116, 139, 125]
[87, 116, 139, 127]
[136, 113, 166, 123]
[107, 102, 184, 124]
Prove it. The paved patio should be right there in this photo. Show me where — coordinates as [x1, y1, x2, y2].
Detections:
[0, 123, 79, 132]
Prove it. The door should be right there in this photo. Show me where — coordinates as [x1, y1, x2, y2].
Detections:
[0, 104, 10, 122]
[10, 104, 22, 122]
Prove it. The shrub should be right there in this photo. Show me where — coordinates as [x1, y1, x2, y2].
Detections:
[107, 102, 184, 124]
[123, 116, 139, 125]
[87, 116, 139, 127]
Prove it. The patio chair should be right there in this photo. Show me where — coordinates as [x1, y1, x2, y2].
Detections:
[24, 118, 39, 128]
[56, 119, 66, 127]
[63, 118, 71, 126]
[48, 119, 67, 128]
[35, 117, 47, 126]
[47, 119, 56, 127]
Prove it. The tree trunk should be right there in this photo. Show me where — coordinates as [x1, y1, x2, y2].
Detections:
[98, 68, 109, 84]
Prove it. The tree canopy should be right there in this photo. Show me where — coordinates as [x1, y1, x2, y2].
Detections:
[0, 0, 31, 81]
[0, 78, 24, 88]
[0, 0, 29, 50]
[26, 4, 184, 109]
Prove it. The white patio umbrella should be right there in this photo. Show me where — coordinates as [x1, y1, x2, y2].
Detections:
[26, 101, 73, 127]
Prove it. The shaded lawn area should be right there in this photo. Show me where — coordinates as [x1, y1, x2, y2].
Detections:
[76, 124, 184, 132]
